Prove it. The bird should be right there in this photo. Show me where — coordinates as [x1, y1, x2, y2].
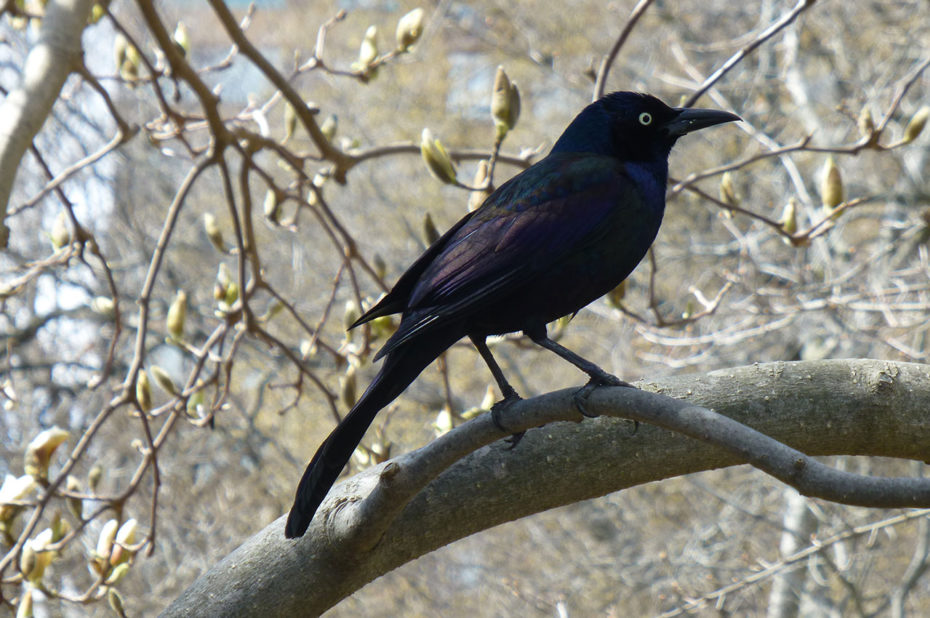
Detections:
[285, 91, 739, 538]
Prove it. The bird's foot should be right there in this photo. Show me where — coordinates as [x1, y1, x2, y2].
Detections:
[573, 371, 634, 418]
[491, 393, 524, 449]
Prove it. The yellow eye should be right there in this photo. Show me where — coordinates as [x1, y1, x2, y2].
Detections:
[638, 112, 653, 126]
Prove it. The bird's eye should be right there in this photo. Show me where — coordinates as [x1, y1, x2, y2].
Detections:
[638, 112, 653, 126]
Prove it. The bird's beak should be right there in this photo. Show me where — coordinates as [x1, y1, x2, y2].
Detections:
[663, 107, 741, 137]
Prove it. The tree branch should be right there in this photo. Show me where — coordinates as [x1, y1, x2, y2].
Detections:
[163, 359, 930, 617]
[0, 0, 94, 247]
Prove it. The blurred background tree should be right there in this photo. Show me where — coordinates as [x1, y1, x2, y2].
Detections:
[0, 0, 929, 615]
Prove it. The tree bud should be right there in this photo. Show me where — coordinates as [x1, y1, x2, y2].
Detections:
[780, 198, 799, 237]
[433, 406, 453, 436]
[320, 114, 338, 142]
[343, 300, 361, 331]
[24, 529, 57, 584]
[203, 213, 225, 253]
[354, 25, 379, 74]
[719, 171, 738, 206]
[173, 22, 190, 57]
[420, 129, 457, 184]
[282, 103, 297, 144]
[88, 464, 102, 493]
[467, 160, 491, 212]
[422, 212, 440, 245]
[491, 66, 520, 138]
[105, 562, 130, 585]
[66, 475, 82, 520]
[857, 105, 874, 139]
[150, 366, 178, 396]
[107, 589, 125, 616]
[373, 253, 387, 279]
[166, 290, 186, 340]
[136, 370, 152, 413]
[91, 296, 116, 317]
[24, 427, 69, 481]
[50, 211, 70, 250]
[820, 156, 843, 209]
[904, 106, 929, 143]
[94, 519, 119, 565]
[263, 189, 280, 223]
[16, 588, 32, 618]
[396, 8, 425, 52]
[0, 474, 36, 522]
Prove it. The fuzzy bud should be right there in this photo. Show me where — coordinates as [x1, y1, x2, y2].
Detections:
[22, 527, 54, 583]
[186, 387, 205, 419]
[420, 129, 457, 184]
[491, 66, 521, 138]
[396, 8, 425, 52]
[780, 198, 799, 237]
[136, 370, 152, 413]
[166, 290, 186, 340]
[373, 253, 387, 279]
[433, 406, 454, 436]
[66, 475, 83, 520]
[113, 33, 128, 73]
[107, 589, 125, 616]
[105, 562, 131, 586]
[820, 156, 843, 210]
[91, 296, 116, 317]
[343, 300, 361, 331]
[904, 106, 929, 143]
[203, 213, 225, 252]
[16, 587, 32, 618]
[467, 160, 491, 212]
[319, 114, 338, 142]
[354, 25, 379, 74]
[282, 103, 297, 144]
[173, 22, 190, 57]
[857, 105, 875, 139]
[0, 474, 36, 522]
[422, 212, 441, 245]
[263, 189, 281, 223]
[94, 519, 119, 567]
[719, 171, 738, 206]
[150, 366, 179, 396]
[50, 211, 70, 250]
[24, 427, 69, 481]
[118, 37, 141, 82]
[88, 464, 102, 493]
[111, 518, 138, 566]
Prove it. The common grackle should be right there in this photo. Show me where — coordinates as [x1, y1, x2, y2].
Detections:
[285, 92, 739, 538]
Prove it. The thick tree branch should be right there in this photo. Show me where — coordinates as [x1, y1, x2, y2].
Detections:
[163, 359, 930, 617]
[0, 0, 94, 247]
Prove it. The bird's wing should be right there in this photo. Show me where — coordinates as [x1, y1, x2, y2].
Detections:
[378, 154, 643, 356]
[351, 208, 479, 328]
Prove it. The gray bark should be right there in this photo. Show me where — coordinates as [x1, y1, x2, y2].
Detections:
[0, 0, 94, 247]
[162, 359, 930, 617]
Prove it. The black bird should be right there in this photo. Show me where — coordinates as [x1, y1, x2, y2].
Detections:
[285, 92, 738, 538]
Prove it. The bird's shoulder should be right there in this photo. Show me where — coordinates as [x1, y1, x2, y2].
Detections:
[473, 153, 634, 218]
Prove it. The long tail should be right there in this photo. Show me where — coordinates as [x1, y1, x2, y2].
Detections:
[285, 332, 459, 538]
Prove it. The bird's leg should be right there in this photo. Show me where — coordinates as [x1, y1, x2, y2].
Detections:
[525, 325, 633, 418]
[469, 335, 524, 447]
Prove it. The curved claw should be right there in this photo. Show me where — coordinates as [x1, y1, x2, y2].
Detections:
[573, 372, 635, 418]
[503, 430, 526, 450]
[491, 389, 526, 430]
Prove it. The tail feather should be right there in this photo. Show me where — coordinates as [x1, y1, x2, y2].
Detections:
[285, 332, 459, 538]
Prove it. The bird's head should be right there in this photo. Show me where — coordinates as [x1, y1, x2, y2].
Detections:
[550, 91, 740, 162]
